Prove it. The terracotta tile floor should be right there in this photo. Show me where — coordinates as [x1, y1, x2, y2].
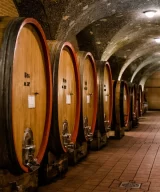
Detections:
[38, 111, 160, 192]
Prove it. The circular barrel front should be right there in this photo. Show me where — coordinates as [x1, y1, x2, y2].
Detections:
[95, 62, 113, 133]
[128, 84, 138, 123]
[0, 17, 52, 174]
[142, 91, 148, 114]
[47, 41, 80, 155]
[77, 52, 98, 141]
[112, 80, 130, 138]
[123, 82, 130, 127]
[138, 85, 143, 117]
[132, 84, 138, 120]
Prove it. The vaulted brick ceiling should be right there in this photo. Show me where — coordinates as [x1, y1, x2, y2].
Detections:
[13, 0, 160, 84]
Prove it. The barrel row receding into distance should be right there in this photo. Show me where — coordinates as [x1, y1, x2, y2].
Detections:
[0, 16, 144, 179]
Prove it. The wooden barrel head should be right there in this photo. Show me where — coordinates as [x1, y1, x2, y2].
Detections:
[58, 46, 78, 148]
[138, 85, 143, 116]
[48, 41, 80, 154]
[123, 82, 130, 127]
[115, 81, 121, 126]
[141, 91, 145, 114]
[95, 61, 113, 133]
[113, 80, 130, 128]
[132, 85, 136, 118]
[0, 17, 52, 173]
[132, 84, 138, 120]
[78, 52, 98, 141]
[111, 80, 116, 128]
[103, 63, 113, 128]
[128, 83, 139, 122]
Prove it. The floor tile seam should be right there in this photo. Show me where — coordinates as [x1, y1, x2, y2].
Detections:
[128, 144, 153, 180]
[76, 162, 110, 189]
[144, 127, 160, 160]
[152, 124, 160, 143]
[138, 140, 159, 164]
[133, 146, 159, 181]
[103, 149, 131, 163]
[147, 145, 160, 183]
[128, 145, 151, 163]
[107, 136, 148, 173]
[145, 127, 159, 142]
[105, 143, 139, 180]
[76, 176, 102, 192]
[128, 127, 151, 145]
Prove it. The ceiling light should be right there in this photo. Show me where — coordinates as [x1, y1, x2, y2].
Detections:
[154, 38, 160, 43]
[100, 19, 107, 22]
[96, 41, 101, 45]
[143, 10, 157, 18]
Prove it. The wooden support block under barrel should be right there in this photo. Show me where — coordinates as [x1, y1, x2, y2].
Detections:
[109, 127, 124, 139]
[38, 152, 68, 185]
[90, 131, 107, 150]
[0, 170, 38, 192]
[68, 142, 88, 165]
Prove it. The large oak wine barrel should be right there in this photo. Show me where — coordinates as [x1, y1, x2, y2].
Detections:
[0, 17, 52, 174]
[77, 52, 98, 142]
[111, 80, 130, 138]
[128, 83, 138, 127]
[95, 61, 113, 134]
[47, 41, 80, 155]
[142, 91, 148, 114]
[138, 85, 143, 117]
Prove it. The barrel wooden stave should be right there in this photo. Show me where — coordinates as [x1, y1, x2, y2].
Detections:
[132, 84, 138, 120]
[77, 52, 98, 141]
[138, 85, 143, 117]
[0, 17, 52, 174]
[128, 83, 139, 128]
[48, 41, 80, 155]
[129, 84, 138, 121]
[95, 62, 113, 133]
[112, 80, 130, 137]
[123, 82, 130, 127]
[115, 81, 122, 126]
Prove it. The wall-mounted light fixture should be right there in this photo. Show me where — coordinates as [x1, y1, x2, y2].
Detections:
[143, 10, 157, 18]
[154, 38, 160, 43]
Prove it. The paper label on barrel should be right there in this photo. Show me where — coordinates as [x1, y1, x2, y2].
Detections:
[66, 95, 71, 104]
[87, 95, 90, 104]
[124, 95, 126, 100]
[28, 95, 35, 108]
[105, 95, 108, 102]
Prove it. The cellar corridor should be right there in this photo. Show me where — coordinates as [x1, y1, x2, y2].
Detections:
[39, 111, 160, 192]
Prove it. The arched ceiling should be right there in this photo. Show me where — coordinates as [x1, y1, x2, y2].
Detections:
[140, 67, 160, 90]
[13, 0, 160, 85]
[131, 55, 160, 83]
[137, 64, 160, 89]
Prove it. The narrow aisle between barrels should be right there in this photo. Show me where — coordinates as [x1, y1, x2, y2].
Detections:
[39, 111, 160, 192]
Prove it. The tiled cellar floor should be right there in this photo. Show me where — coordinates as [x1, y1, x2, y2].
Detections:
[39, 111, 160, 192]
